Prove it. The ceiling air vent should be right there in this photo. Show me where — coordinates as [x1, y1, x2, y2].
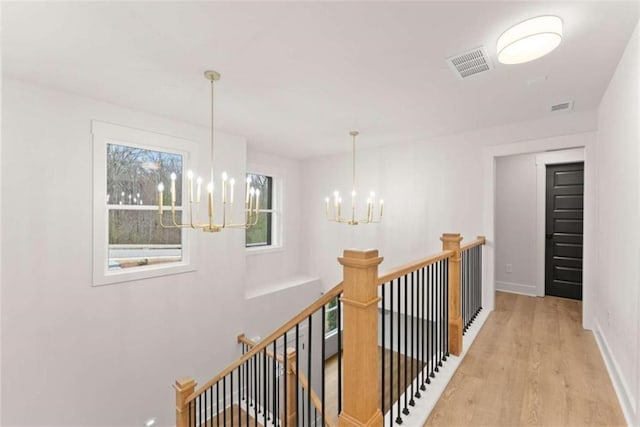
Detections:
[446, 46, 493, 79]
[550, 101, 574, 112]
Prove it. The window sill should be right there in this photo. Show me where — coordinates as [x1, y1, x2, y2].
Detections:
[246, 245, 284, 256]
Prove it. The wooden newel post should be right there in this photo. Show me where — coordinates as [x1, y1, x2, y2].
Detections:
[441, 233, 463, 356]
[175, 377, 196, 427]
[338, 249, 384, 427]
[281, 348, 297, 426]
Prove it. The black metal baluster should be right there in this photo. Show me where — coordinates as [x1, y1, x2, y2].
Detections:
[223, 376, 227, 427]
[462, 251, 466, 332]
[245, 358, 250, 427]
[430, 264, 435, 379]
[188, 400, 192, 427]
[440, 260, 445, 366]
[295, 324, 299, 427]
[389, 280, 394, 424]
[253, 356, 258, 426]
[283, 332, 288, 427]
[307, 315, 312, 427]
[409, 271, 415, 406]
[216, 382, 220, 427]
[396, 279, 402, 424]
[435, 261, 440, 372]
[480, 245, 483, 310]
[322, 306, 326, 427]
[420, 267, 426, 391]
[445, 258, 450, 357]
[337, 295, 342, 415]
[232, 370, 237, 426]
[403, 274, 409, 415]
[382, 283, 386, 415]
[272, 341, 277, 425]
[263, 349, 267, 427]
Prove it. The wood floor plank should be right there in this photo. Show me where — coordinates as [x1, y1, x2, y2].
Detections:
[425, 292, 626, 427]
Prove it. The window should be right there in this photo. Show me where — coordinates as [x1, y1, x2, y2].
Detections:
[325, 297, 339, 337]
[245, 172, 276, 248]
[106, 143, 182, 269]
[93, 121, 197, 285]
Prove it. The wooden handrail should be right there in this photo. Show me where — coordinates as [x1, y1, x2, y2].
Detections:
[377, 249, 455, 286]
[237, 334, 285, 363]
[460, 235, 486, 252]
[186, 281, 344, 403]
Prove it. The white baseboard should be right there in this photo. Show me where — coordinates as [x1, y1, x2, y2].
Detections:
[593, 320, 637, 426]
[495, 280, 537, 296]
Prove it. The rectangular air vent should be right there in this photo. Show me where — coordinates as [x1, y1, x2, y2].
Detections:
[551, 101, 574, 112]
[446, 46, 493, 79]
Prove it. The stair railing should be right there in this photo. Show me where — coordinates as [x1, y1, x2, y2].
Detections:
[175, 232, 486, 427]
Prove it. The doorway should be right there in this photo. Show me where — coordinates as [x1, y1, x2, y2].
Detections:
[545, 162, 584, 300]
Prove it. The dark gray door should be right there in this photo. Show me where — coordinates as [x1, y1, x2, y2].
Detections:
[545, 162, 584, 300]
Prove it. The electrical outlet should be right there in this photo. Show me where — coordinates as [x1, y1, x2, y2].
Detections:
[506, 264, 513, 273]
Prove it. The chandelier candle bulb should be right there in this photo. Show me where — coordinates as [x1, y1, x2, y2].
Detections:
[245, 177, 251, 204]
[170, 173, 176, 203]
[207, 182, 214, 218]
[255, 189, 261, 213]
[229, 178, 235, 205]
[187, 170, 194, 202]
[157, 183, 164, 214]
[221, 172, 228, 203]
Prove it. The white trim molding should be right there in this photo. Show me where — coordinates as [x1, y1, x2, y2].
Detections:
[91, 120, 199, 286]
[482, 131, 596, 329]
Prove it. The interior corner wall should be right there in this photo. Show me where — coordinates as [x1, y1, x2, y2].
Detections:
[245, 150, 306, 295]
[594, 20, 640, 425]
[0, 79, 251, 427]
[300, 110, 598, 291]
[494, 153, 538, 296]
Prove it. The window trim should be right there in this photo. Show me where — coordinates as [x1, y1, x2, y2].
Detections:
[245, 165, 283, 253]
[92, 120, 198, 286]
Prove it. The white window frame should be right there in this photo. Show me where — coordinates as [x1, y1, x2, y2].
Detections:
[92, 120, 198, 286]
[246, 165, 283, 254]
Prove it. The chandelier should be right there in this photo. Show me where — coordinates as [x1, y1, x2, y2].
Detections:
[156, 71, 260, 232]
[325, 131, 383, 225]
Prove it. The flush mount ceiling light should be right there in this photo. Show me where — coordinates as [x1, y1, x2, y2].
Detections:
[497, 16, 563, 65]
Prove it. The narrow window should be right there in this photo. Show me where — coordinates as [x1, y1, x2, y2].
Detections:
[245, 173, 274, 247]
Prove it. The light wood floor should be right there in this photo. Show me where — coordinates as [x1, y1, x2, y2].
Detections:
[425, 291, 626, 426]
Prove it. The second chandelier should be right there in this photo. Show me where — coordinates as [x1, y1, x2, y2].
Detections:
[325, 131, 383, 225]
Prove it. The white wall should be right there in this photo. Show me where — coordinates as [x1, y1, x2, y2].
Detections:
[245, 150, 312, 297]
[0, 79, 315, 427]
[594, 21, 640, 425]
[301, 110, 598, 292]
[495, 153, 538, 295]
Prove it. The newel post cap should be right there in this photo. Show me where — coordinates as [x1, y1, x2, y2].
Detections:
[440, 233, 463, 243]
[338, 249, 383, 268]
[174, 377, 196, 391]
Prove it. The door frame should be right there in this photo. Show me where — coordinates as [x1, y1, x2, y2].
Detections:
[482, 131, 596, 330]
[536, 149, 585, 297]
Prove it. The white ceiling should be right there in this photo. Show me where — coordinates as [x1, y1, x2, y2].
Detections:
[3, 1, 638, 159]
